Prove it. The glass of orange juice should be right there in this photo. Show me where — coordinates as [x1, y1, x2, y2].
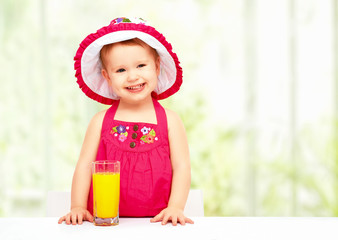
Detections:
[92, 160, 120, 226]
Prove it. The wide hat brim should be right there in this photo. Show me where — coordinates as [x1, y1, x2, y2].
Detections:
[74, 19, 182, 105]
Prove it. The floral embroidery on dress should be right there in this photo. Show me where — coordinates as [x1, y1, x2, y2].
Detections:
[110, 123, 158, 145]
[141, 126, 151, 135]
[111, 124, 129, 142]
[140, 128, 158, 144]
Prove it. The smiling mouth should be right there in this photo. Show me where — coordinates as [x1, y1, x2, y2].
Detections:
[126, 83, 146, 90]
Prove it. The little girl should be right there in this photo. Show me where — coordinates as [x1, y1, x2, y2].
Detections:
[58, 17, 193, 226]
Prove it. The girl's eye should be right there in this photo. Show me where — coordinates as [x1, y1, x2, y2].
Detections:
[137, 64, 146, 68]
[116, 68, 126, 73]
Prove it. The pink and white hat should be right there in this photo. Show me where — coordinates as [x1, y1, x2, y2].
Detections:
[74, 17, 183, 105]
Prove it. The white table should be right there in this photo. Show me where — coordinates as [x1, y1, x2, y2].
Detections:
[0, 217, 337, 240]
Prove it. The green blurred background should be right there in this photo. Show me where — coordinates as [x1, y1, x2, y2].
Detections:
[1, 0, 338, 217]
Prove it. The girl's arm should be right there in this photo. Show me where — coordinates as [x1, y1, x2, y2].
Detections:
[150, 109, 194, 226]
[58, 110, 105, 225]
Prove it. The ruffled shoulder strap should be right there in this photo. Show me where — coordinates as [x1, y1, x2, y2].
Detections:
[101, 100, 119, 133]
[153, 98, 168, 138]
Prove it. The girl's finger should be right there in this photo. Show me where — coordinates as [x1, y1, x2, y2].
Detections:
[178, 215, 186, 225]
[58, 216, 65, 224]
[78, 213, 83, 225]
[150, 211, 163, 223]
[185, 217, 194, 224]
[85, 211, 94, 222]
[66, 214, 71, 225]
[161, 214, 170, 225]
[71, 214, 77, 225]
[171, 216, 178, 226]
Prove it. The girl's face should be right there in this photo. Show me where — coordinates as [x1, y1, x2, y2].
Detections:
[101, 42, 160, 104]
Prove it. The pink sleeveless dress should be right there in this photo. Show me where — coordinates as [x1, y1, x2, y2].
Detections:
[87, 98, 173, 217]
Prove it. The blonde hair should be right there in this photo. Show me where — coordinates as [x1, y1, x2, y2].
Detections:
[100, 38, 159, 70]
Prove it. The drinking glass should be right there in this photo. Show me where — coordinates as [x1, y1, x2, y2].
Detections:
[92, 160, 120, 226]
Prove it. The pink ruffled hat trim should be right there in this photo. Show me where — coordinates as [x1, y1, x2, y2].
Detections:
[74, 17, 183, 105]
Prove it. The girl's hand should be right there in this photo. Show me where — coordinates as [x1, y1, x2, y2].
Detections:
[150, 207, 194, 226]
[58, 207, 94, 225]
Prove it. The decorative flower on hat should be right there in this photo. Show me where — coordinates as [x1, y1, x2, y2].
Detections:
[111, 17, 147, 25]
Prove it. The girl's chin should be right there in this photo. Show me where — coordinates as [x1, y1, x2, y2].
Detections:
[119, 92, 153, 103]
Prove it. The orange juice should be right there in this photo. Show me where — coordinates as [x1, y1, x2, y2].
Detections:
[93, 172, 120, 219]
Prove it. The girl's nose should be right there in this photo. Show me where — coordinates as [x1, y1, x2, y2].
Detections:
[127, 70, 139, 82]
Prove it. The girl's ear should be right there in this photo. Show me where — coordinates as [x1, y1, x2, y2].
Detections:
[155, 57, 161, 77]
[101, 69, 111, 84]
